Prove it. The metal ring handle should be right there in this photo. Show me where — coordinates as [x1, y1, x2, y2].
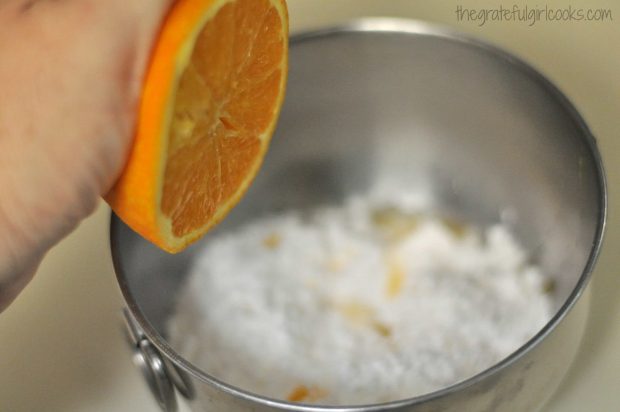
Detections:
[164, 356, 196, 401]
[123, 309, 178, 412]
[134, 339, 177, 412]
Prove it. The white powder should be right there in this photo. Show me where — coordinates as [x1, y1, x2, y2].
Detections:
[168, 196, 553, 405]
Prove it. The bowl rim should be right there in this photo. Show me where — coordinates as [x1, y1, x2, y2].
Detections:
[111, 17, 608, 411]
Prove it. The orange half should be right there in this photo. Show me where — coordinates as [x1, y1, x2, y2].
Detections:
[106, 0, 288, 252]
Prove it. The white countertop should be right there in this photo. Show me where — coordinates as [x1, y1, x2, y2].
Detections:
[1, 1, 618, 411]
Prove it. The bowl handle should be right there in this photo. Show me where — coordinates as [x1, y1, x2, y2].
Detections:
[123, 308, 178, 412]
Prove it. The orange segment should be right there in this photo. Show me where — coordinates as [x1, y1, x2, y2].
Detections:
[106, 0, 288, 252]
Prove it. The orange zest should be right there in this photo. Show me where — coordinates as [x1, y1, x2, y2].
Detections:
[106, 0, 288, 252]
[287, 385, 328, 403]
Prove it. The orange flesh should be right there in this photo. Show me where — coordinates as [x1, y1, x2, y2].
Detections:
[162, 0, 285, 237]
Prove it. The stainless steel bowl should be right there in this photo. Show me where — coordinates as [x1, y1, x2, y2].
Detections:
[111, 18, 606, 412]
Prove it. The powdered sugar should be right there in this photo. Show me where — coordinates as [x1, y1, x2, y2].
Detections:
[168, 196, 553, 405]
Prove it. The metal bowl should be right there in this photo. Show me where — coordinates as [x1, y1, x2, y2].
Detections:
[111, 19, 606, 412]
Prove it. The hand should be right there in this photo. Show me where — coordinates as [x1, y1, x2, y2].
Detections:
[0, 0, 173, 312]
